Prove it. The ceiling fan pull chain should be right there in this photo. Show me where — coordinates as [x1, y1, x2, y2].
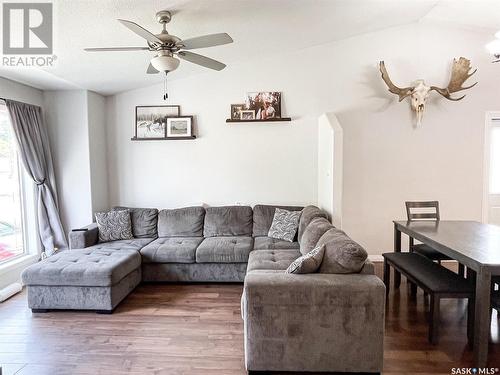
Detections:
[163, 72, 168, 100]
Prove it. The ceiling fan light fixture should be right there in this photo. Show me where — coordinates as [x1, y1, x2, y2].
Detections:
[151, 53, 180, 72]
[84, 10, 233, 73]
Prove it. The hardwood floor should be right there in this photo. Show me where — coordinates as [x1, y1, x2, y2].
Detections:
[0, 264, 499, 375]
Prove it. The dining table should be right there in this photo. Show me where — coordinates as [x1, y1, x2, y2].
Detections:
[393, 220, 500, 367]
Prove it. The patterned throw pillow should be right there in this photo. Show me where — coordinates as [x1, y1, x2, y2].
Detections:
[286, 245, 325, 274]
[268, 208, 301, 242]
[95, 210, 133, 243]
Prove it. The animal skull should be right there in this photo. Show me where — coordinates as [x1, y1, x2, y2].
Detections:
[410, 80, 431, 125]
[379, 57, 477, 126]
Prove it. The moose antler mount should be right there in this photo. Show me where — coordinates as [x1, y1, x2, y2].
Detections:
[379, 57, 477, 125]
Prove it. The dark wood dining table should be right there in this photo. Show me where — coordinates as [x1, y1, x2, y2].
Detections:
[393, 220, 500, 367]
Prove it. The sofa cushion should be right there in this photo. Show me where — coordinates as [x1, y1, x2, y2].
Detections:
[253, 236, 300, 251]
[247, 249, 301, 273]
[317, 228, 368, 274]
[95, 210, 133, 242]
[203, 206, 253, 237]
[85, 238, 154, 252]
[298, 205, 329, 243]
[21, 248, 141, 287]
[252, 205, 303, 237]
[196, 236, 254, 263]
[300, 217, 334, 255]
[113, 207, 159, 238]
[140, 237, 203, 263]
[268, 208, 301, 242]
[286, 245, 325, 274]
[158, 206, 205, 237]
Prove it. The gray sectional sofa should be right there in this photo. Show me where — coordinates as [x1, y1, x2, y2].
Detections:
[22, 204, 385, 373]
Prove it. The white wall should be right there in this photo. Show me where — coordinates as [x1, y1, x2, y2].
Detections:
[106, 67, 318, 209]
[43, 90, 110, 232]
[87, 91, 109, 213]
[318, 112, 343, 228]
[337, 22, 499, 254]
[0, 77, 43, 106]
[43, 90, 93, 232]
[105, 21, 500, 255]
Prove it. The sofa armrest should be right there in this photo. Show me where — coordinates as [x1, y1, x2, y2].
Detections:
[242, 272, 385, 373]
[360, 259, 375, 274]
[69, 223, 99, 249]
[243, 272, 385, 312]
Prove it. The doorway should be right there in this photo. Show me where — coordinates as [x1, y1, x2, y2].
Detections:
[483, 111, 500, 226]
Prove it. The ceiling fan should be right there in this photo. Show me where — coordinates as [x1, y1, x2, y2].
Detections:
[84, 10, 233, 74]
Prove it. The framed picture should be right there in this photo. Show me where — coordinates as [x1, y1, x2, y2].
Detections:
[231, 104, 245, 120]
[246, 92, 281, 119]
[240, 110, 255, 120]
[135, 105, 180, 139]
[166, 116, 193, 138]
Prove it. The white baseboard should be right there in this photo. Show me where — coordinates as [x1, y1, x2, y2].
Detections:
[367, 254, 458, 263]
[0, 254, 38, 290]
[368, 255, 384, 262]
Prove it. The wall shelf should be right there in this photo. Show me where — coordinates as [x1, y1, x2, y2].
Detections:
[131, 136, 197, 141]
[226, 118, 291, 123]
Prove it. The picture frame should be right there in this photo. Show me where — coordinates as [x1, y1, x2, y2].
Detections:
[240, 110, 256, 120]
[246, 92, 281, 119]
[135, 105, 180, 139]
[166, 116, 193, 138]
[230, 104, 246, 120]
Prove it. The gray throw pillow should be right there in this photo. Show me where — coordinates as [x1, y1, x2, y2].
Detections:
[317, 228, 368, 274]
[268, 208, 301, 242]
[286, 245, 325, 274]
[113, 207, 158, 238]
[298, 205, 328, 243]
[95, 210, 133, 243]
[299, 217, 334, 255]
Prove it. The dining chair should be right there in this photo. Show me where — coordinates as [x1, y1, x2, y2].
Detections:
[493, 281, 500, 313]
[405, 201, 465, 277]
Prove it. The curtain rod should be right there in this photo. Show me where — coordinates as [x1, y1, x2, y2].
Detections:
[0, 98, 42, 110]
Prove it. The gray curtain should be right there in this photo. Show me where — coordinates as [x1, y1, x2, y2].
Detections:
[6, 99, 68, 254]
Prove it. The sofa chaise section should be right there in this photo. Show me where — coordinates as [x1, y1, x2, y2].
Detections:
[242, 270, 385, 373]
[21, 248, 143, 312]
[242, 212, 385, 373]
[242, 255, 384, 373]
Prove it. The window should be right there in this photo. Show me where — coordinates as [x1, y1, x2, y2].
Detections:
[0, 101, 25, 263]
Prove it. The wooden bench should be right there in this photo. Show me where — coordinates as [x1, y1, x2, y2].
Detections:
[383, 252, 474, 344]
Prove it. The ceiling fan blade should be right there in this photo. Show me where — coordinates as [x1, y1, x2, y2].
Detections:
[177, 51, 226, 71]
[84, 47, 150, 52]
[117, 19, 163, 45]
[179, 33, 233, 50]
[147, 63, 159, 74]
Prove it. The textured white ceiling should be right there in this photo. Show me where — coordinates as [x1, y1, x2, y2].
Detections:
[0, 0, 498, 95]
